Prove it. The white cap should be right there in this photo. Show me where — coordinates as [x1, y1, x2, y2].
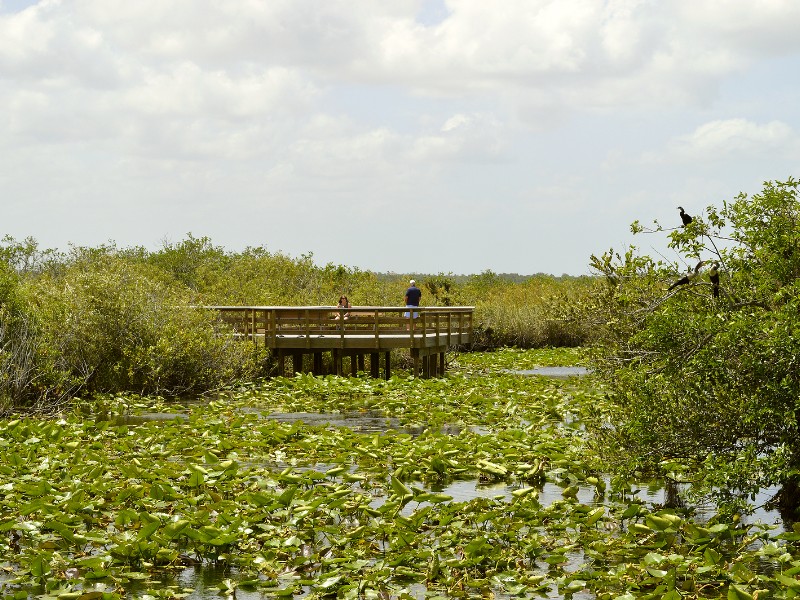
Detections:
[409, 279, 415, 285]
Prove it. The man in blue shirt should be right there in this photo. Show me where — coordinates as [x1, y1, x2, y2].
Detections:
[404, 280, 421, 319]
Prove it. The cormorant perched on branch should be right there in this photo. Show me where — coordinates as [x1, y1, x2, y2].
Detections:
[678, 206, 693, 227]
[668, 260, 705, 291]
[708, 262, 720, 298]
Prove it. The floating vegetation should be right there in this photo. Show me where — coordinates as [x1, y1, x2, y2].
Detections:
[1, 349, 799, 599]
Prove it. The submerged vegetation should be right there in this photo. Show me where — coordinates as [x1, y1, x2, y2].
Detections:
[2, 349, 799, 599]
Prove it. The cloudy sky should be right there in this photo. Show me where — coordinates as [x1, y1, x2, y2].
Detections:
[2, 0, 800, 275]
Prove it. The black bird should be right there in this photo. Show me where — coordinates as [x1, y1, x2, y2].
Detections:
[678, 206, 693, 227]
[668, 260, 704, 291]
[708, 262, 720, 298]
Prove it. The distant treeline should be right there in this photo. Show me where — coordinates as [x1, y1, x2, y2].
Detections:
[0, 234, 599, 412]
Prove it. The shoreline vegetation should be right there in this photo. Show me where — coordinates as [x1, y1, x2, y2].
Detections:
[0, 233, 597, 413]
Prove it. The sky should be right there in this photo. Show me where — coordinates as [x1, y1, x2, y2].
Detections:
[2, 0, 800, 276]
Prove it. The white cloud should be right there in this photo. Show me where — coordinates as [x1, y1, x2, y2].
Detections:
[410, 112, 506, 162]
[664, 119, 799, 161]
[1, 0, 800, 274]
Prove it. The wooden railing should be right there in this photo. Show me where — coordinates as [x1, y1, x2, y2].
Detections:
[206, 306, 474, 349]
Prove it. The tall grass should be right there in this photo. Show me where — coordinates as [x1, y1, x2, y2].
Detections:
[463, 274, 598, 349]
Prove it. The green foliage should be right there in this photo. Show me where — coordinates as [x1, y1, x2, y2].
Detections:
[588, 177, 800, 505]
[30, 252, 265, 397]
[1, 353, 799, 598]
[0, 232, 596, 411]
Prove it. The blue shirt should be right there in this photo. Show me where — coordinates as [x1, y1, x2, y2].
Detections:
[404, 286, 421, 306]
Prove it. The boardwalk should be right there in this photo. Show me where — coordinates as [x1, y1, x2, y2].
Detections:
[210, 306, 474, 378]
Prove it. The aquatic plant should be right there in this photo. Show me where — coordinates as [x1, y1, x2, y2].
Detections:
[1, 350, 798, 598]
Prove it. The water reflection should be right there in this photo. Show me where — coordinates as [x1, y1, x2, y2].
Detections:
[263, 410, 486, 436]
[511, 366, 591, 378]
[113, 412, 188, 425]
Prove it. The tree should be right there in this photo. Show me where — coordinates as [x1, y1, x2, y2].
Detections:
[588, 178, 800, 517]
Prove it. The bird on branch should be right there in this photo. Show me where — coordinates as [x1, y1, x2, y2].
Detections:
[668, 260, 705, 291]
[678, 206, 693, 227]
[708, 261, 720, 298]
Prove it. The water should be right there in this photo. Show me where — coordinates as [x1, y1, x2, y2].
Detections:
[510, 366, 591, 378]
[98, 363, 787, 600]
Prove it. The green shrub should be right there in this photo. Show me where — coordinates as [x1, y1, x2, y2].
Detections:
[29, 253, 265, 398]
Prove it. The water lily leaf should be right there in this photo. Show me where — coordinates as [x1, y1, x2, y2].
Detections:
[317, 575, 342, 589]
[621, 504, 641, 519]
[415, 492, 453, 504]
[44, 520, 77, 543]
[476, 459, 508, 477]
[324, 466, 346, 477]
[643, 552, 665, 566]
[120, 572, 151, 581]
[162, 519, 190, 539]
[561, 485, 579, 499]
[187, 470, 205, 487]
[30, 555, 52, 578]
[629, 523, 652, 534]
[775, 574, 800, 590]
[586, 507, 605, 526]
[511, 487, 537, 500]
[704, 547, 722, 566]
[727, 584, 753, 600]
[8, 452, 27, 468]
[645, 515, 675, 531]
[390, 476, 413, 499]
[278, 486, 298, 506]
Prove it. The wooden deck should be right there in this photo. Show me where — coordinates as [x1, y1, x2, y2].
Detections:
[208, 306, 474, 378]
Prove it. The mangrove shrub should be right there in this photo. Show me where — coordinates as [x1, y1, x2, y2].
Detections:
[589, 177, 800, 514]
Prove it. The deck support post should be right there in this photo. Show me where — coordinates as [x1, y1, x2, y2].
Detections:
[333, 349, 343, 376]
[370, 353, 379, 378]
[313, 352, 323, 375]
[384, 351, 391, 380]
[292, 352, 302, 375]
[277, 350, 286, 377]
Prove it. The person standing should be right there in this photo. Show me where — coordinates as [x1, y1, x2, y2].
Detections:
[404, 279, 421, 319]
